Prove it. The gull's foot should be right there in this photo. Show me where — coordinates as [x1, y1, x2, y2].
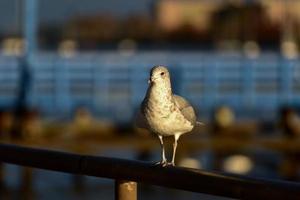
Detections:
[154, 160, 168, 167]
[168, 162, 175, 167]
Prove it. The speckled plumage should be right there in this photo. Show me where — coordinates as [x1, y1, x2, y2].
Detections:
[137, 66, 201, 166]
[142, 83, 194, 137]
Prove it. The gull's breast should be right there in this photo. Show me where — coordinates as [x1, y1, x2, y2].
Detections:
[145, 105, 194, 136]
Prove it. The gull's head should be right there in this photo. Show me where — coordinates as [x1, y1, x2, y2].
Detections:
[149, 66, 170, 85]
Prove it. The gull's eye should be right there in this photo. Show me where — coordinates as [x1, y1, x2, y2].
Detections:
[160, 72, 165, 76]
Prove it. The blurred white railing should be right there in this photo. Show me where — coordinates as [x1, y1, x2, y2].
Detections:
[0, 52, 299, 122]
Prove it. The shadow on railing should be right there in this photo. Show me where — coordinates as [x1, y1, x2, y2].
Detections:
[0, 143, 299, 200]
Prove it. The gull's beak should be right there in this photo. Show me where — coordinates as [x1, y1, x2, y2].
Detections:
[148, 79, 151, 84]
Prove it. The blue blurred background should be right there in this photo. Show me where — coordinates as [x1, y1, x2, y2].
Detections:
[1, 0, 300, 122]
[0, 0, 300, 199]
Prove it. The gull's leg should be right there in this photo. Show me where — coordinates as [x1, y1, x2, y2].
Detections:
[156, 135, 167, 166]
[171, 134, 180, 166]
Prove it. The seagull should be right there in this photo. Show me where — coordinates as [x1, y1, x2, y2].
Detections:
[136, 66, 203, 166]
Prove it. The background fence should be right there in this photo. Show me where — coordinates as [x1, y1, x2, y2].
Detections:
[0, 52, 299, 123]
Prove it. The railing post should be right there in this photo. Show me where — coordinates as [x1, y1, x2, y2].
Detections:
[115, 180, 137, 200]
[72, 175, 85, 192]
[0, 163, 4, 189]
[20, 167, 34, 197]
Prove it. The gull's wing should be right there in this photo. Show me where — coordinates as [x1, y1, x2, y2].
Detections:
[173, 94, 203, 126]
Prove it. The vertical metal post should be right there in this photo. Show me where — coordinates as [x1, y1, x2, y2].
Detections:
[14, 0, 37, 194]
[0, 163, 4, 189]
[115, 180, 137, 200]
[24, 0, 37, 55]
[72, 175, 85, 192]
[20, 167, 34, 194]
[13, 0, 37, 139]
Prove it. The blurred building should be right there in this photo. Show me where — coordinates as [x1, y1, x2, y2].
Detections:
[155, 0, 300, 30]
[2, 0, 300, 50]
[7, 0, 296, 50]
[154, 0, 300, 48]
[155, 0, 221, 32]
[261, 0, 300, 25]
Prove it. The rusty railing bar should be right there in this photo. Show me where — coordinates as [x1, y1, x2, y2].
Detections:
[0, 143, 299, 200]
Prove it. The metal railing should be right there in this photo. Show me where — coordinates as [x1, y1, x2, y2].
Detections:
[0, 143, 299, 200]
